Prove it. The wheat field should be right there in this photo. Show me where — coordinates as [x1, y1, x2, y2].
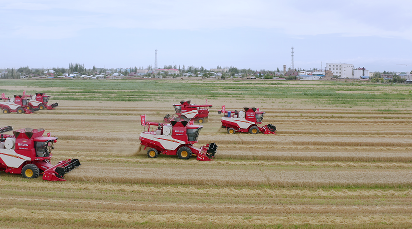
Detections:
[0, 80, 412, 228]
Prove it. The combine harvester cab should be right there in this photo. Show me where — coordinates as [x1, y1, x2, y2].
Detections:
[140, 116, 217, 161]
[31, 93, 58, 110]
[165, 100, 212, 123]
[0, 126, 80, 181]
[0, 94, 34, 114]
[218, 106, 276, 134]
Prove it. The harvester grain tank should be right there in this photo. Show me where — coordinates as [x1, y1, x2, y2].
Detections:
[139, 115, 217, 161]
[218, 106, 276, 134]
[0, 126, 80, 181]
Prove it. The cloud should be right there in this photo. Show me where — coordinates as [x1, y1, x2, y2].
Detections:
[1, 0, 412, 40]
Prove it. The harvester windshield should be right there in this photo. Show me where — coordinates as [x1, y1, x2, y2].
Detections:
[43, 96, 49, 103]
[35, 141, 53, 157]
[174, 105, 181, 113]
[187, 127, 202, 142]
[256, 113, 264, 123]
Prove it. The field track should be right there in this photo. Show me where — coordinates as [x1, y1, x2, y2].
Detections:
[1, 82, 412, 228]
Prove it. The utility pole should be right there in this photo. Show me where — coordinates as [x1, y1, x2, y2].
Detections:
[155, 49, 158, 70]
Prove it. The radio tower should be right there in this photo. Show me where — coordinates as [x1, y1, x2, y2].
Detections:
[291, 47, 294, 70]
[154, 49, 158, 70]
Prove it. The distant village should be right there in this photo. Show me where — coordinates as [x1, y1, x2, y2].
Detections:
[1, 63, 411, 83]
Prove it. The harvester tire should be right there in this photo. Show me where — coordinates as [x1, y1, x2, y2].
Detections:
[227, 128, 236, 134]
[2, 109, 9, 114]
[177, 146, 192, 160]
[198, 118, 204, 123]
[147, 148, 159, 158]
[39, 104, 45, 110]
[17, 108, 24, 114]
[249, 126, 259, 134]
[22, 164, 40, 179]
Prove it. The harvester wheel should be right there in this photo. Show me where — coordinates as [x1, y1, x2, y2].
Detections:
[39, 104, 45, 110]
[227, 128, 236, 134]
[177, 146, 192, 160]
[249, 126, 259, 134]
[17, 108, 24, 114]
[2, 109, 9, 114]
[147, 148, 159, 158]
[198, 118, 204, 123]
[22, 164, 40, 179]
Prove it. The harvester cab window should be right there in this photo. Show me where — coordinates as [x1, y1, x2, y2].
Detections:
[174, 105, 181, 113]
[22, 99, 27, 106]
[256, 113, 263, 123]
[187, 127, 202, 142]
[43, 97, 49, 103]
[35, 141, 52, 157]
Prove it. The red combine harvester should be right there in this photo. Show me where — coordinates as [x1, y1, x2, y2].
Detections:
[139, 115, 217, 161]
[28, 93, 58, 110]
[218, 106, 276, 134]
[0, 126, 80, 181]
[164, 100, 212, 123]
[0, 93, 35, 114]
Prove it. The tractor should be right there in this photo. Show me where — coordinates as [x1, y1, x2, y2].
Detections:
[139, 115, 217, 161]
[0, 126, 80, 181]
[164, 100, 212, 123]
[0, 94, 35, 114]
[218, 106, 276, 134]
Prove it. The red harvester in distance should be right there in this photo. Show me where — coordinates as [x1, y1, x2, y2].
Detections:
[0, 93, 35, 114]
[164, 100, 212, 123]
[0, 126, 80, 181]
[218, 106, 276, 134]
[29, 93, 58, 110]
[139, 115, 217, 161]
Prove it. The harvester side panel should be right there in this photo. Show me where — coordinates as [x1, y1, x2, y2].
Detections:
[221, 117, 254, 130]
[140, 133, 185, 151]
[181, 110, 198, 119]
[0, 148, 31, 168]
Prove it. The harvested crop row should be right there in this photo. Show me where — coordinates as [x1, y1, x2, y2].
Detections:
[52, 155, 412, 169]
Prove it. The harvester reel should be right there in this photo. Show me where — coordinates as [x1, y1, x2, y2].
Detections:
[177, 146, 192, 160]
[267, 124, 276, 132]
[22, 164, 40, 178]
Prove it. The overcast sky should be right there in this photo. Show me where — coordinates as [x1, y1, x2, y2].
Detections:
[1, 0, 412, 72]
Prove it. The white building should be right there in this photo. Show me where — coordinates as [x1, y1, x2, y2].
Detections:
[353, 68, 369, 79]
[326, 63, 354, 78]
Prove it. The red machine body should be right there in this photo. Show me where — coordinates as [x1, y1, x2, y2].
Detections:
[139, 117, 217, 161]
[30, 93, 58, 110]
[0, 95, 34, 114]
[0, 126, 80, 181]
[165, 100, 212, 123]
[218, 106, 276, 134]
